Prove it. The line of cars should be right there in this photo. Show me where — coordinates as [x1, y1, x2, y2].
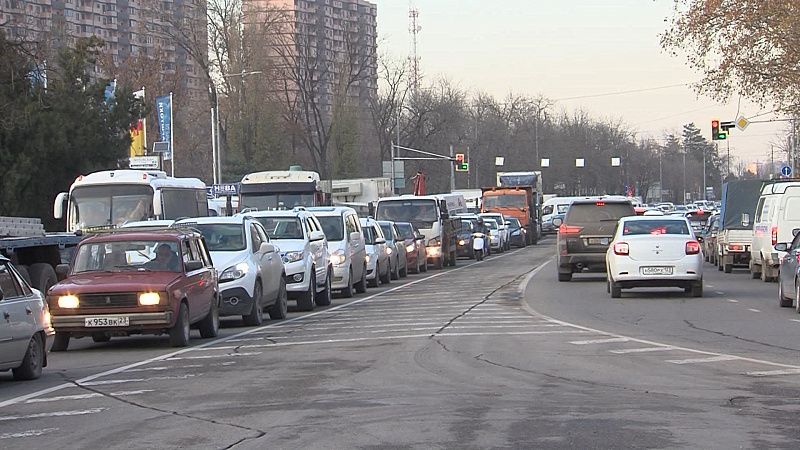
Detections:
[0, 205, 454, 380]
[553, 197, 705, 298]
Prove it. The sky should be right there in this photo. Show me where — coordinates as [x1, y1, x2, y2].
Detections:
[373, 0, 789, 166]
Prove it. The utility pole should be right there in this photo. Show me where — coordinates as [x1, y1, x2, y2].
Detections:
[682, 150, 686, 204]
[449, 144, 455, 192]
[703, 146, 708, 201]
[659, 148, 663, 202]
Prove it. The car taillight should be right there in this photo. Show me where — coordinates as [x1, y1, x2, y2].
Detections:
[772, 226, 778, 246]
[559, 224, 584, 235]
[613, 242, 629, 255]
[686, 241, 701, 255]
[728, 243, 744, 252]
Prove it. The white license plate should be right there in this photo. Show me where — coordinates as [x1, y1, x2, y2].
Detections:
[588, 238, 609, 245]
[641, 266, 673, 276]
[84, 316, 130, 327]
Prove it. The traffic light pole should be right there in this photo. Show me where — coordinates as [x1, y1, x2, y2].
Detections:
[450, 144, 455, 193]
[391, 143, 458, 193]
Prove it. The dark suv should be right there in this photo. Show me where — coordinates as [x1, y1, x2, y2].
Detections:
[554, 198, 635, 281]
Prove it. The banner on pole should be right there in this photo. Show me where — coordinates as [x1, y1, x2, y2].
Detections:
[156, 94, 172, 160]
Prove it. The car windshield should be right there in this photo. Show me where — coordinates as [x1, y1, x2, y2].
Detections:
[375, 200, 438, 228]
[316, 216, 344, 241]
[395, 223, 415, 240]
[622, 220, 690, 236]
[460, 220, 475, 233]
[363, 226, 378, 244]
[485, 220, 498, 230]
[189, 223, 246, 251]
[71, 185, 154, 230]
[379, 224, 394, 240]
[507, 219, 521, 229]
[239, 193, 315, 210]
[255, 217, 304, 240]
[73, 240, 181, 273]
[483, 194, 527, 208]
[566, 203, 634, 223]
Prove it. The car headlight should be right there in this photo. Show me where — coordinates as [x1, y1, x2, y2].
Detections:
[330, 250, 346, 266]
[282, 251, 304, 264]
[385, 247, 393, 255]
[58, 295, 80, 309]
[365, 254, 371, 263]
[220, 262, 250, 282]
[406, 244, 416, 253]
[458, 239, 466, 246]
[138, 292, 160, 306]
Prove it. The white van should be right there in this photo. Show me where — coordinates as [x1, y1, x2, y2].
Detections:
[307, 206, 367, 297]
[750, 182, 800, 281]
[541, 196, 583, 234]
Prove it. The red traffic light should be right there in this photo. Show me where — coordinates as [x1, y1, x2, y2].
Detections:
[455, 153, 465, 162]
[711, 120, 719, 127]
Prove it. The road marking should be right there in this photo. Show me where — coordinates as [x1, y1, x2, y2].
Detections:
[448, 324, 561, 329]
[0, 408, 106, 422]
[570, 337, 630, 345]
[0, 428, 59, 440]
[790, 319, 800, 323]
[727, 299, 739, 303]
[609, 347, 676, 354]
[715, 291, 725, 295]
[746, 368, 800, 377]
[520, 258, 800, 372]
[25, 390, 154, 404]
[747, 308, 761, 313]
[436, 330, 587, 337]
[80, 374, 196, 386]
[666, 355, 740, 365]
[123, 364, 204, 373]
[165, 352, 261, 361]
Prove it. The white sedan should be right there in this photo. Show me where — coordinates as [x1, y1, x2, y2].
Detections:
[606, 216, 704, 298]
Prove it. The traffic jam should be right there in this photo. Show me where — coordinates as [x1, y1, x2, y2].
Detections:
[0, 169, 540, 380]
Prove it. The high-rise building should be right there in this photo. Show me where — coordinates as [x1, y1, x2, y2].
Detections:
[244, 0, 378, 114]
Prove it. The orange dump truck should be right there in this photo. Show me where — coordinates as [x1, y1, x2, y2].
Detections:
[481, 172, 542, 245]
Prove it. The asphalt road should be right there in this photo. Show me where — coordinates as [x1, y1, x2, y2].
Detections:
[1, 238, 799, 448]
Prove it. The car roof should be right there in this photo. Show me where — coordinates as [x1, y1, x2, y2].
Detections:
[572, 198, 632, 205]
[175, 216, 248, 225]
[244, 209, 308, 218]
[307, 206, 355, 216]
[621, 215, 688, 222]
[359, 217, 379, 225]
[81, 228, 192, 243]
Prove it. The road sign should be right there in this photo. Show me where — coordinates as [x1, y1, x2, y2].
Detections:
[781, 165, 792, 177]
[129, 156, 160, 170]
[611, 157, 621, 167]
[211, 183, 239, 197]
[540, 158, 550, 167]
[575, 158, 585, 168]
[494, 156, 505, 166]
[736, 116, 749, 131]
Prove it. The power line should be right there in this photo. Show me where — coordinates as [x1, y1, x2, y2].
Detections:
[554, 83, 690, 101]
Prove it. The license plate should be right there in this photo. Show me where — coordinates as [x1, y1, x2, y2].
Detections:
[84, 316, 130, 327]
[641, 266, 673, 276]
[588, 238, 609, 245]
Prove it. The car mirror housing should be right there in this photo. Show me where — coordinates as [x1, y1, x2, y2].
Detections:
[775, 243, 789, 252]
[309, 230, 325, 242]
[552, 217, 563, 227]
[55, 263, 71, 281]
[375, 237, 386, 244]
[259, 242, 275, 254]
[185, 260, 204, 272]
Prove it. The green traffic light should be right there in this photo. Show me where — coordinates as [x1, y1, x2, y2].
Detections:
[717, 133, 727, 140]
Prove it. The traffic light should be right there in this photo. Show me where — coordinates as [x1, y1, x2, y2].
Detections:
[456, 162, 469, 172]
[711, 119, 727, 140]
[455, 153, 465, 163]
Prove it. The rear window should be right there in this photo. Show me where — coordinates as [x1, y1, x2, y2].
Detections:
[623, 220, 690, 236]
[566, 202, 634, 223]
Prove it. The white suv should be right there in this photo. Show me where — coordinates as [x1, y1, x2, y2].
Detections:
[479, 212, 509, 251]
[173, 216, 287, 325]
[247, 209, 332, 311]
[308, 207, 367, 298]
[360, 217, 391, 287]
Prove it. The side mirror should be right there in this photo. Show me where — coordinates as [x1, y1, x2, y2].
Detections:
[54, 192, 68, 219]
[552, 217, 563, 227]
[505, 221, 512, 226]
[775, 243, 789, 252]
[697, 236, 704, 243]
[56, 264, 70, 281]
[153, 190, 163, 217]
[415, 233, 425, 241]
[309, 230, 325, 242]
[259, 242, 275, 254]
[185, 260, 204, 272]
[793, 228, 800, 237]
[375, 237, 386, 245]
[350, 231, 361, 243]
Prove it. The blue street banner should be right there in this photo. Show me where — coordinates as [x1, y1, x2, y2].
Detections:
[155, 94, 172, 159]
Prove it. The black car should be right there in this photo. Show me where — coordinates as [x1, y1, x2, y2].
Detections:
[456, 219, 477, 258]
[554, 198, 636, 281]
[507, 218, 527, 248]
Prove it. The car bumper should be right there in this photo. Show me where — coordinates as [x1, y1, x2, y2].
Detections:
[284, 261, 310, 293]
[51, 311, 173, 334]
[331, 264, 351, 289]
[610, 257, 703, 287]
[220, 287, 256, 316]
[558, 253, 608, 269]
[366, 258, 378, 280]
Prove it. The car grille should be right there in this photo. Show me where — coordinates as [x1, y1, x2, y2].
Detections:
[79, 293, 139, 308]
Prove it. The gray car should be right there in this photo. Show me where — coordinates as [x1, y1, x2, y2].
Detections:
[776, 232, 800, 310]
[378, 220, 408, 279]
[0, 256, 52, 380]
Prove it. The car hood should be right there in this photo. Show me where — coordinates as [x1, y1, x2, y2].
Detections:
[51, 271, 182, 295]
[210, 250, 250, 271]
[272, 239, 305, 253]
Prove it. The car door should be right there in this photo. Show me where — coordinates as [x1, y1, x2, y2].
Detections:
[306, 216, 326, 285]
[248, 222, 273, 300]
[254, 222, 281, 299]
[0, 262, 35, 366]
[181, 238, 208, 323]
[192, 237, 216, 316]
[348, 214, 366, 279]
[780, 233, 800, 299]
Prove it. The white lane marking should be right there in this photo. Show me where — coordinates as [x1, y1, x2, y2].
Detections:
[81, 374, 196, 386]
[570, 337, 630, 345]
[748, 308, 761, 313]
[123, 364, 204, 373]
[791, 319, 800, 323]
[437, 330, 588, 337]
[746, 368, 800, 377]
[520, 259, 800, 371]
[727, 299, 739, 303]
[164, 352, 261, 361]
[448, 324, 562, 329]
[667, 355, 740, 365]
[609, 347, 676, 354]
[25, 390, 154, 404]
[0, 408, 106, 422]
[715, 291, 724, 295]
[240, 334, 434, 348]
[706, 284, 715, 288]
[0, 250, 527, 408]
[0, 428, 59, 440]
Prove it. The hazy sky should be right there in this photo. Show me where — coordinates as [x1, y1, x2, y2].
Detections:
[374, 0, 788, 165]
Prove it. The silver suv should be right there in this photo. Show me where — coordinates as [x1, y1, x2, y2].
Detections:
[308, 207, 368, 298]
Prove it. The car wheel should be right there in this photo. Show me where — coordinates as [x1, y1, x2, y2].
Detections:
[341, 267, 355, 298]
[298, 271, 317, 309]
[368, 263, 380, 287]
[724, 263, 733, 274]
[243, 282, 264, 326]
[779, 281, 793, 307]
[409, 257, 419, 274]
[420, 258, 428, 272]
[557, 267, 572, 282]
[50, 331, 70, 352]
[169, 302, 191, 347]
[391, 257, 400, 280]
[268, 278, 289, 319]
[380, 261, 391, 284]
[91, 333, 111, 343]
[198, 295, 220, 338]
[610, 280, 622, 298]
[315, 268, 333, 307]
[12, 333, 44, 381]
[691, 281, 703, 298]
[355, 264, 368, 293]
[28, 263, 57, 294]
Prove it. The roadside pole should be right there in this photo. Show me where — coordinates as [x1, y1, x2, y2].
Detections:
[450, 144, 455, 193]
